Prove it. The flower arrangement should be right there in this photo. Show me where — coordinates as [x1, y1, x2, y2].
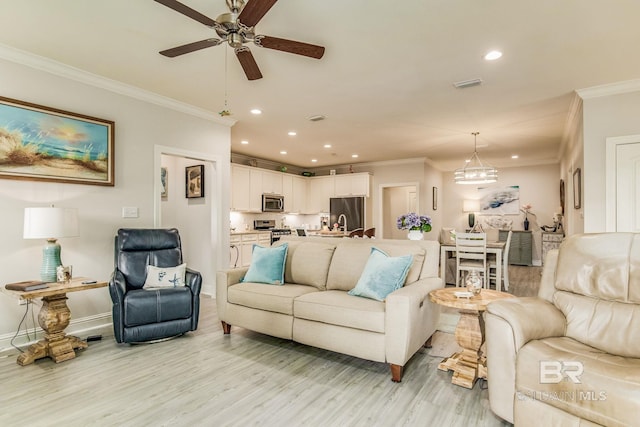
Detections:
[397, 212, 432, 232]
[520, 204, 533, 219]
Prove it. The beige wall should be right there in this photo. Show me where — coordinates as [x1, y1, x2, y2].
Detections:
[0, 56, 231, 349]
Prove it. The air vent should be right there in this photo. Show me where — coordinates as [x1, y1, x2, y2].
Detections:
[308, 115, 326, 122]
[453, 78, 483, 89]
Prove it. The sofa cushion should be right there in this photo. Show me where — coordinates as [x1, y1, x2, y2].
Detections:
[326, 242, 425, 291]
[274, 240, 336, 290]
[517, 337, 640, 427]
[294, 290, 385, 333]
[242, 243, 288, 285]
[228, 282, 318, 315]
[348, 247, 413, 301]
[124, 287, 192, 327]
[554, 291, 640, 358]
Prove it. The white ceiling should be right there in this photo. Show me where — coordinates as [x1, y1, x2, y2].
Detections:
[1, 0, 640, 171]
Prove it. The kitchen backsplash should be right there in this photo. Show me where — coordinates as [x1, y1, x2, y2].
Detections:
[230, 212, 323, 231]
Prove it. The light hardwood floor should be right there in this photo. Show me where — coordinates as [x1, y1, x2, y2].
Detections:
[0, 268, 541, 427]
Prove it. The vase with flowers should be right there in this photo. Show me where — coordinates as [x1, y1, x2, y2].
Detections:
[521, 204, 533, 231]
[397, 212, 432, 240]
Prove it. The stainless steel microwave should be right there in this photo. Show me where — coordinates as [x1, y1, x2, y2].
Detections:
[262, 194, 284, 212]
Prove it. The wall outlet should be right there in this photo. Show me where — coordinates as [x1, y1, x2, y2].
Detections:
[122, 207, 139, 218]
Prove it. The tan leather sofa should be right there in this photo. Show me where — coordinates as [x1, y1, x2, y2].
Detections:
[216, 236, 442, 382]
[486, 233, 640, 426]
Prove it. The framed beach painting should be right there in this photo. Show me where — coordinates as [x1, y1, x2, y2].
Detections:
[0, 96, 114, 186]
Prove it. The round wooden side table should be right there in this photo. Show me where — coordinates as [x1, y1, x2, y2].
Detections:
[429, 287, 515, 389]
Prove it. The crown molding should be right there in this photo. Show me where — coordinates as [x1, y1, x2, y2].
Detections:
[577, 78, 640, 100]
[0, 43, 236, 127]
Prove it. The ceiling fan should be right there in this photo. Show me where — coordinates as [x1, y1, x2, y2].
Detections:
[154, 0, 325, 80]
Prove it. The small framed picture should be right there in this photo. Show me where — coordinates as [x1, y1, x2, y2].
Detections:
[573, 168, 581, 209]
[432, 186, 438, 210]
[185, 164, 204, 198]
[160, 167, 168, 198]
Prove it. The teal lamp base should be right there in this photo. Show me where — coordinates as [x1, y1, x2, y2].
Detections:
[41, 239, 62, 283]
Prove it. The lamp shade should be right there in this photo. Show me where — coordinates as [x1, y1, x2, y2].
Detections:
[24, 207, 79, 239]
[463, 200, 481, 213]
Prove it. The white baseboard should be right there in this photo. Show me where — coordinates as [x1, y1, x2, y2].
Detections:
[0, 312, 113, 356]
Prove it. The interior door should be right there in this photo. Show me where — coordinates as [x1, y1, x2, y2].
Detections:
[616, 142, 640, 231]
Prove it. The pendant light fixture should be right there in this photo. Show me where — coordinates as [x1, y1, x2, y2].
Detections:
[454, 132, 498, 184]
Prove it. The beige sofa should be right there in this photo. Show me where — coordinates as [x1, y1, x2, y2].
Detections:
[216, 236, 442, 382]
[486, 233, 640, 426]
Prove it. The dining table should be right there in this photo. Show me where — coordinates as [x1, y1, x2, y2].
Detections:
[440, 240, 506, 288]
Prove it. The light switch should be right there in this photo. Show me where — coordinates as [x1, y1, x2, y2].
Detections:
[122, 207, 139, 218]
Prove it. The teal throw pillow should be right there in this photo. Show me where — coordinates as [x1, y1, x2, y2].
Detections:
[242, 243, 288, 285]
[348, 247, 413, 301]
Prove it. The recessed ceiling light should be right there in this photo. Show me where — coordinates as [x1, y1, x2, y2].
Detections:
[351, 154, 359, 158]
[280, 150, 287, 155]
[288, 131, 297, 136]
[323, 144, 332, 148]
[484, 50, 503, 61]
[250, 109, 262, 115]
[311, 159, 318, 163]
[241, 140, 249, 145]
[511, 155, 519, 159]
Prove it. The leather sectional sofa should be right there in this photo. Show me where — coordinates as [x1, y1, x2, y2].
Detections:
[486, 233, 640, 426]
[216, 236, 442, 382]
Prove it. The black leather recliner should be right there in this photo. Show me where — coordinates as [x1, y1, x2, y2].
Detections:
[108, 228, 202, 343]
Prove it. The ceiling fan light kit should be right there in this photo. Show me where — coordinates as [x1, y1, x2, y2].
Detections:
[155, 0, 325, 80]
[454, 132, 498, 185]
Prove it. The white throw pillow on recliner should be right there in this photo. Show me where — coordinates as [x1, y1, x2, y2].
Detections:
[143, 263, 186, 289]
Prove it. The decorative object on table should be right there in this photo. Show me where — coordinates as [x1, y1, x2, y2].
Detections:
[454, 132, 498, 184]
[160, 167, 168, 197]
[185, 164, 204, 198]
[23, 207, 79, 283]
[56, 265, 72, 283]
[0, 95, 114, 186]
[463, 199, 481, 230]
[465, 270, 483, 295]
[432, 186, 438, 210]
[520, 203, 533, 231]
[397, 212, 432, 240]
[573, 167, 581, 209]
[478, 185, 520, 215]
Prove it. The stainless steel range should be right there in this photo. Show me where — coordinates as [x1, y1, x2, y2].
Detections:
[253, 220, 292, 244]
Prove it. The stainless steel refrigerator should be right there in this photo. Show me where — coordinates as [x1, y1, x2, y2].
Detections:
[330, 197, 364, 232]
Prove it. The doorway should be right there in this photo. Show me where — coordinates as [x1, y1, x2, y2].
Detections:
[380, 183, 419, 239]
[606, 135, 640, 231]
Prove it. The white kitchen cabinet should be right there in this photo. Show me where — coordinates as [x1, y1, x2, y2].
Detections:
[306, 176, 334, 213]
[291, 175, 307, 213]
[230, 232, 271, 268]
[261, 170, 283, 195]
[334, 173, 371, 197]
[231, 164, 263, 212]
[231, 165, 251, 211]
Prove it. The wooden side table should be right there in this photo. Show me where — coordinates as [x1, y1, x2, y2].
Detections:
[429, 288, 515, 389]
[2, 277, 107, 366]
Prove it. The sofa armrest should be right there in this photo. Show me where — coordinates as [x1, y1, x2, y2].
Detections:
[485, 297, 566, 423]
[385, 277, 443, 366]
[215, 267, 249, 322]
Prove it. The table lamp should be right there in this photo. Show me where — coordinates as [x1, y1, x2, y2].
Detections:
[463, 200, 481, 229]
[24, 207, 79, 282]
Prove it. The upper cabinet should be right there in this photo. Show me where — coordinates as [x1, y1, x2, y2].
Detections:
[231, 165, 371, 213]
[334, 173, 371, 197]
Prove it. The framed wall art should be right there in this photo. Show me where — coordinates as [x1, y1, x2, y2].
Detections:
[160, 167, 168, 198]
[0, 96, 114, 186]
[573, 168, 581, 209]
[185, 164, 204, 198]
[432, 186, 438, 210]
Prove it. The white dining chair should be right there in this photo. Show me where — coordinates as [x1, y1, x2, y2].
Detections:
[488, 230, 512, 291]
[455, 232, 488, 288]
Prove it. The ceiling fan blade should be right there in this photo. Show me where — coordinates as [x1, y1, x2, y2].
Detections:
[235, 48, 263, 80]
[255, 36, 325, 59]
[238, 0, 278, 27]
[154, 0, 217, 27]
[160, 39, 223, 57]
